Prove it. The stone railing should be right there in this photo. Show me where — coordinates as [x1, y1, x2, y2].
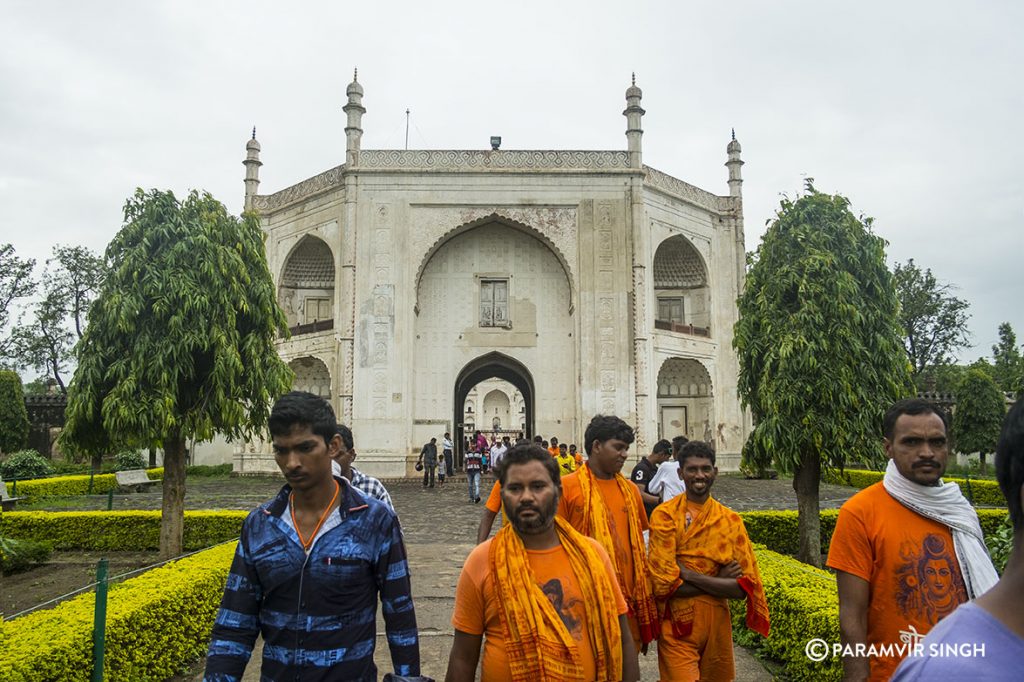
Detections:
[355, 149, 631, 171]
[643, 165, 735, 214]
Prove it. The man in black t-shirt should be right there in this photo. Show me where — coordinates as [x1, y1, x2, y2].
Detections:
[630, 438, 673, 518]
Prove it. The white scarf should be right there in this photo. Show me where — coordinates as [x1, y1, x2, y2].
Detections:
[882, 459, 999, 598]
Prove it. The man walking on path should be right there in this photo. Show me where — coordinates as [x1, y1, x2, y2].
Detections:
[419, 437, 439, 488]
[893, 397, 1024, 680]
[204, 391, 419, 681]
[631, 438, 673, 519]
[442, 432, 454, 477]
[648, 440, 770, 681]
[647, 435, 689, 505]
[330, 423, 394, 512]
[827, 398, 998, 680]
[465, 440, 483, 503]
[489, 436, 510, 472]
[557, 415, 660, 659]
[446, 443, 639, 681]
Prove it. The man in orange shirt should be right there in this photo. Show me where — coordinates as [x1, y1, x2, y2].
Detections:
[447, 443, 639, 681]
[476, 479, 504, 543]
[648, 440, 769, 681]
[557, 415, 660, 659]
[548, 436, 561, 458]
[826, 398, 998, 680]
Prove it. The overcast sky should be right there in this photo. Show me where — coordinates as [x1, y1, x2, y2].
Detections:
[2, 1, 1021, 365]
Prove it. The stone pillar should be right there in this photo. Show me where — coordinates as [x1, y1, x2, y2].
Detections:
[623, 74, 645, 169]
[344, 69, 365, 167]
[243, 128, 262, 211]
[726, 129, 744, 198]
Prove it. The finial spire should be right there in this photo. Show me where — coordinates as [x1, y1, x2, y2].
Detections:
[252, 126, 256, 140]
[353, 67, 358, 82]
[631, 72, 636, 86]
[731, 127, 735, 141]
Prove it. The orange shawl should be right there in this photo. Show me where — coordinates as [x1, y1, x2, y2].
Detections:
[648, 494, 770, 638]
[488, 516, 623, 681]
[575, 463, 660, 645]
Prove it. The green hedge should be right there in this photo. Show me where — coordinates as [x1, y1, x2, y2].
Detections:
[3, 468, 164, 500]
[1, 511, 246, 550]
[824, 468, 1005, 506]
[730, 545, 842, 681]
[0, 542, 235, 681]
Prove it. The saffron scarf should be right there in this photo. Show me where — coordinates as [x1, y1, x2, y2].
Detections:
[575, 463, 660, 645]
[649, 494, 770, 638]
[489, 516, 623, 681]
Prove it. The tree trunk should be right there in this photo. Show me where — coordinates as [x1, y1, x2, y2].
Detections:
[794, 450, 822, 567]
[160, 432, 187, 560]
[148, 447, 157, 468]
[979, 453, 987, 476]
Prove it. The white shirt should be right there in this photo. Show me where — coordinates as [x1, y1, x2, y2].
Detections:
[489, 443, 509, 469]
[647, 461, 686, 502]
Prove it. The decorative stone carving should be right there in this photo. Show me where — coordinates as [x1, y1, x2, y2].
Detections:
[411, 207, 578, 307]
[358, 150, 630, 170]
[253, 165, 345, 212]
[644, 165, 733, 214]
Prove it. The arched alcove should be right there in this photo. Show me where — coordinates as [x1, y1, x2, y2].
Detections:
[289, 356, 332, 399]
[656, 357, 714, 442]
[653, 235, 710, 335]
[279, 236, 335, 333]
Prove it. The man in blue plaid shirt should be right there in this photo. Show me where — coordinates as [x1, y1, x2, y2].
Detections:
[205, 391, 419, 681]
[332, 423, 395, 512]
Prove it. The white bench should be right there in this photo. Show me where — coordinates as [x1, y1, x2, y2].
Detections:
[1, 475, 27, 511]
[115, 469, 161, 493]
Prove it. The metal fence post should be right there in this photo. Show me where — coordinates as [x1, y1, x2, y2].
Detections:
[107, 488, 114, 511]
[88, 470, 95, 495]
[91, 558, 109, 681]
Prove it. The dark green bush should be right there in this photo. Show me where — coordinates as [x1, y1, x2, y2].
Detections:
[0, 370, 29, 454]
[0, 451, 54, 480]
[0, 535, 53, 574]
[185, 463, 232, 477]
[114, 451, 146, 471]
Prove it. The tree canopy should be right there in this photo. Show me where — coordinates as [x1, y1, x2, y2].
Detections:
[11, 245, 106, 394]
[734, 182, 912, 565]
[0, 243, 36, 364]
[952, 367, 1007, 473]
[61, 189, 292, 556]
[991, 322, 1023, 397]
[892, 259, 971, 379]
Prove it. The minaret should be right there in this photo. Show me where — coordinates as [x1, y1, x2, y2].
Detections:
[343, 68, 365, 166]
[623, 73, 645, 168]
[243, 127, 262, 212]
[726, 128, 744, 197]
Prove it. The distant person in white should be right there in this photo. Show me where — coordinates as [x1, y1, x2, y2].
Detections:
[647, 435, 690, 503]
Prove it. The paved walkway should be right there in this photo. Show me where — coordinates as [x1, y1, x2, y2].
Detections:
[157, 470, 856, 680]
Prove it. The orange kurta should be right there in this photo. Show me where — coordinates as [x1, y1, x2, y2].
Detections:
[648, 495, 769, 681]
[826, 482, 969, 681]
[452, 519, 628, 681]
[558, 465, 659, 647]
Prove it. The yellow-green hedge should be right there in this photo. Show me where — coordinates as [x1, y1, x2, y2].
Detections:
[1, 511, 246, 550]
[4, 469, 164, 500]
[0, 542, 235, 682]
[824, 468, 1005, 506]
[730, 545, 842, 681]
[738, 509, 1007, 557]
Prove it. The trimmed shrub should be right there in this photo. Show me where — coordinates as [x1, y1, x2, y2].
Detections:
[0, 536, 52, 575]
[114, 451, 146, 471]
[731, 545, 842, 681]
[0, 542, 236, 681]
[824, 468, 1006, 506]
[186, 463, 233, 477]
[1, 510, 246, 551]
[741, 509, 840, 557]
[3, 468, 163, 500]
[0, 451, 54, 481]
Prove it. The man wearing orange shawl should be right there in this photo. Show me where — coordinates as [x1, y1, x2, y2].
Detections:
[447, 443, 639, 682]
[557, 415, 660, 660]
[649, 441, 770, 681]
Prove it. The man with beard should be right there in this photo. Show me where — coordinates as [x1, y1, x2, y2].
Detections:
[447, 443, 639, 681]
[557, 415, 660, 658]
[827, 398, 997, 680]
[205, 391, 419, 682]
[648, 440, 769, 681]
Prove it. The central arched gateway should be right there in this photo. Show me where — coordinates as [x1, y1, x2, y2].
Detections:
[453, 352, 535, 463]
